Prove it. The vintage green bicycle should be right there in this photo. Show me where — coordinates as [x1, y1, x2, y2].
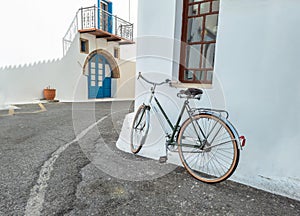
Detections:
[131, 72, 246, 183]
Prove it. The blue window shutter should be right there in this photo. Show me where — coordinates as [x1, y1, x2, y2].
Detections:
[108, 2, 113, 33]
[98, 0, 113, 33]
[97, 0, 101, 29]
[108, 2, 113, 14]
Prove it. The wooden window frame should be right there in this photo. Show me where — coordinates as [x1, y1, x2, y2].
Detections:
[179, 0, 219, 84]
[80, 38, 89, 54]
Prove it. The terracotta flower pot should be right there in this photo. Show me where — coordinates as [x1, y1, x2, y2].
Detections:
[43, 89, 56, 100]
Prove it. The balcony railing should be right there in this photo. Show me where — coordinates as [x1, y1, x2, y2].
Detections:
[63, 5, 134, 55]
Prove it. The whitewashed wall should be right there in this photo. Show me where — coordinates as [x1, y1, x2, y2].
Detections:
[131, 0, 300, 200]
[0, 34, 135, 105]
[215, 0, 300, 200]
[0, 58, 61, 104]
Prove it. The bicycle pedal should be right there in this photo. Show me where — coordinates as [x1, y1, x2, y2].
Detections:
[159, 156, 168, 163]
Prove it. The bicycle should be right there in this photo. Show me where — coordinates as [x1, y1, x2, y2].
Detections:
[131, 72, 246, 183]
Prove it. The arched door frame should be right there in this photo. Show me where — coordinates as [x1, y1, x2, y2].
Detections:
[83, 49, 120, 99]
[83, 49, 120, 78]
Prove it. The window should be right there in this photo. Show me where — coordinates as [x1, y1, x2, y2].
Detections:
[179, 0, 220, 84]
[100, 1, 109, 31]
[100, 2, 108, 11]
[80, 38, 89, 54]
[114, 47, 120, 59]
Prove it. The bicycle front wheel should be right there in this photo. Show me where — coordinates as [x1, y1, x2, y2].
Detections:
[130, 105, 149, 154]
[178, 114, 240, 183]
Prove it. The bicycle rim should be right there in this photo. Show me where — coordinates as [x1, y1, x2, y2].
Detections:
[178, 114, 239, 183]
[130, 105, 149, 154]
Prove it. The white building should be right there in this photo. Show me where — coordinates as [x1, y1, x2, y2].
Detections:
[118, 0, 300, 200]
[0, 0, 135, 105]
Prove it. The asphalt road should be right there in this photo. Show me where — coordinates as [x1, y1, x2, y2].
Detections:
[0, 102, 299, 216]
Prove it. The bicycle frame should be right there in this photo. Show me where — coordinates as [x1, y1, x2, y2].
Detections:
[144, 85, 206, 147]
[137, 72, 244, 150]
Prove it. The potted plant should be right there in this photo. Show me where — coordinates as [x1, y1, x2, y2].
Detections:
[43, 86, 56, 100]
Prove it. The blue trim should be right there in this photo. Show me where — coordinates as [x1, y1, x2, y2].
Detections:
[107, 2, 113, 33]
[98, 0, 113, 33]
[108, 1, 113, 14]
[88, 53, 112, 99]
[97, 0, 100, 29]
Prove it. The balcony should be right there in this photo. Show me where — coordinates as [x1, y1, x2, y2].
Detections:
[63, 6, 134, 55]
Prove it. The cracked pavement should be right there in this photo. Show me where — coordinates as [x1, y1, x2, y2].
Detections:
[0, 102, 299, 215]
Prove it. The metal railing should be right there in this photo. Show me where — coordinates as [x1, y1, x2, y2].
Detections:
[63, 11, 79, 56]
[81, 6, 97, 29]
[63, 5, 134, 56]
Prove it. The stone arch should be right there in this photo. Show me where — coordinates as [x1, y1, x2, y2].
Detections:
[83, 49, 120, 78]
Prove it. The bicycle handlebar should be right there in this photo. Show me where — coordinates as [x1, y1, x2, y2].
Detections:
[138, 72, 171, 86]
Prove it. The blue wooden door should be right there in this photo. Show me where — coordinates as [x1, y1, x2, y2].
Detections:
[88, 54, 112, 99]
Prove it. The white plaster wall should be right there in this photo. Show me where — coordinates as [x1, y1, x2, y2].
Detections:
[0, 33, 86, 104]
[59, 33, 86, 101]
[115, 60, 136, 99]
[0, 59, 62, 104]
[128, 0, 300, 200]
[135, 0, 177, 108]
[136, 0, 177, 77]
[215, 0, 300, 200]
[0, 33, 135, 104]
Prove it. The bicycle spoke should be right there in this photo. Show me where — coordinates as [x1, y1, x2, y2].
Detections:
[211, 153, 228, 174]
[210, 156, 222, 177]
[204, 139, 235, 150]
[178, 113, 239, 183]
[214, 150, 233, 162]
[206, 118, 219, 139]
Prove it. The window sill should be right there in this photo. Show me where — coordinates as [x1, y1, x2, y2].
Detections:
[170, 81, 213, 89]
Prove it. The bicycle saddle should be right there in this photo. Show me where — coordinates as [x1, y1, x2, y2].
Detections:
[180, 88, 203, 96]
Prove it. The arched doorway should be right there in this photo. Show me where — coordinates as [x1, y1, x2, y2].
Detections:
[83, 49, 120, 99]
[88, 53, 112, 98]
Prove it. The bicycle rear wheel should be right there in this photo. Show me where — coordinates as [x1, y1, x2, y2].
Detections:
[178, 113, 239, 183]
[130, 105, 149, 154]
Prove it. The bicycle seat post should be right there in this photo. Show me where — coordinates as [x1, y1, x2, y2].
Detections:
[151, 84, 156, 94]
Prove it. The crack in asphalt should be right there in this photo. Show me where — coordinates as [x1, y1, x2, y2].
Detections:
[45, 149, 91, 216]
[24, 114, 112, 216]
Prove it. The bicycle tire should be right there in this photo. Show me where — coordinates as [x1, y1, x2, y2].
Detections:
[178, 113, 240, 183]
[130, 105, 150, 154]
